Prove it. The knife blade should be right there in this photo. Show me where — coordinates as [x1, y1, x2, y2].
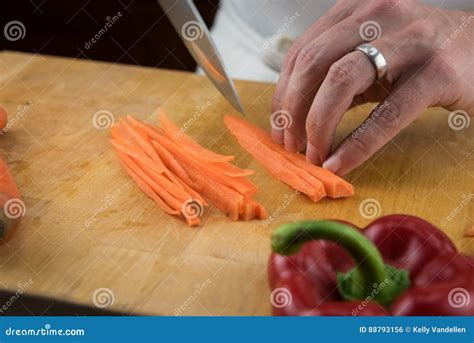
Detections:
[158, 0, 245, 115]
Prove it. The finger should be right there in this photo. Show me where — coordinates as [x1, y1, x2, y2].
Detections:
[305, 30, 426, 165]
[322, 77, 432, 176]
[271, 1, 354, 144]
[279, 18, 370, 152]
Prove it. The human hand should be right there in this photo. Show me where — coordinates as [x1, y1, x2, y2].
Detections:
[271, 0, 474, 175]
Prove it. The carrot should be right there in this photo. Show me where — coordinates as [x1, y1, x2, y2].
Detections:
[118, 158, 179, 215]
[115, 149, 183, 212]
[0, 157, 22, 242]
[152, 140, 201, 191]
[212, 161, 254, 177]
[159, 112, 235, 163]
[151, 137, 258, 197]
[229, 131, 326, 202]
[239, 198, 267, 221]
[224, 115, 354, 198]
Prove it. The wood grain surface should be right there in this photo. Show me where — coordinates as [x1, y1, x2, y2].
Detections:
[0, 51, 472, 315]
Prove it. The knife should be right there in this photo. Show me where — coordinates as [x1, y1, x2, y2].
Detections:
[158, 0, 245, 115]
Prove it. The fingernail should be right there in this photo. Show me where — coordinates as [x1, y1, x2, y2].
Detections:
[306, 142, 320, 165]
[323, 155, 342, 174]
[284, 131, 298, 152]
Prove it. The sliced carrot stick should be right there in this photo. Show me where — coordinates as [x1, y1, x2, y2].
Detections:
[239, 198, 267, 220]
[174, 177, 207, 206]
[229, 132, 325, 202]
[187, 164, 243, 220]
[212, 161, 254, 177]
[159, 112, 235, 163]
[110, 139, 166, 176]
[117, 155, 179, 215]
[0, 156, 22, 242]
[151, 137, 201, 191]
[115, 150, 183, 211]
[150, 138, 258, 197]
[224, 115, 354, 198]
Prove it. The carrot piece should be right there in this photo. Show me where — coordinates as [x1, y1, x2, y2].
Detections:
[239, 198, 267, 221]
[150, 138, 258, 197]
[212, 161, 254, 177]
[159, 112, 235, 163]
[115, 149, 183, 211]
[224, 115, 354, 198]
[120, 122, 186, 187]
[110, 139, 166, 176]
[152, 139, 201, 191]
[174, 177, 208, 206]
[116, 155, 179, 215]
[0, 156, 22, 242]
[186, 164, 243, 220]
[228, 132, 325, 202]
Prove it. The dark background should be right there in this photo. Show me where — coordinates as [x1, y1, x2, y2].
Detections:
[1, 0, 220, 71]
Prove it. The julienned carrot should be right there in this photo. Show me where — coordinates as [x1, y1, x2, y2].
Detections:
[111, 115, 266, 226]
[224, 115, 354, 198]
[159, 113, 235, 163]
[230, 132, 326, 202]
[121, 122, 184, 187]
[110, 139, 166, 176]
[187, 164, 243, 221]
[151, 136, 258, 197]
[116, 150, 183, 211]
[0, 157, 22, 243]
[152, 141, 202, 191]
[117, 154, 179, 215]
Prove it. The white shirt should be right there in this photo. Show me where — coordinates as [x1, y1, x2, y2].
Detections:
[210, 0, 474, 82]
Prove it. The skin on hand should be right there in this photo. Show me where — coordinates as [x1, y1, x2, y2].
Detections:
[271, 0, 474, 175]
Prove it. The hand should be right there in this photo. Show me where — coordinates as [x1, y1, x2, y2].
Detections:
[271, 0, 474, 175]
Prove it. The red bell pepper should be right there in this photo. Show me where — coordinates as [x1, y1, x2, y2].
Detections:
[268, 215, 474, 315]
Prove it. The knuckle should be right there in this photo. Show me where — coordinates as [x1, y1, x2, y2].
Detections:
[326, 58, 358, 90]
[374, 102, 401, 132]
[350, 136, 372, 156]
[294, 45, 319, 70]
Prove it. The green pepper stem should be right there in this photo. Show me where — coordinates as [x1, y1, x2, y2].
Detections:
[272, 221, 410, 306]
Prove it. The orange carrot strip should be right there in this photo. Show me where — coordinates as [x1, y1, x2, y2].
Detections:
[212, 161, 254, 177]
[189, 166, 242, 220]
[228, 132, 325, 202]
[150, 138, 258, 197]
[224, 115, 354, 198]
[0, 156, 22, 242]
[159, 112, 235, 163]
[116, 153, 179, 215]
[152, 139, 201, 191]
[239, 198, 268, 221]
[116, 150, 183, 211]
[110, 139, 166, 176]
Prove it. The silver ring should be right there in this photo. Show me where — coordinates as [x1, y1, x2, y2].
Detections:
[355, 43, 387, 82]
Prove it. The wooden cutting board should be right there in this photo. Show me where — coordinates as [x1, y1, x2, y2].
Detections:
[0, 51, 472, 315]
